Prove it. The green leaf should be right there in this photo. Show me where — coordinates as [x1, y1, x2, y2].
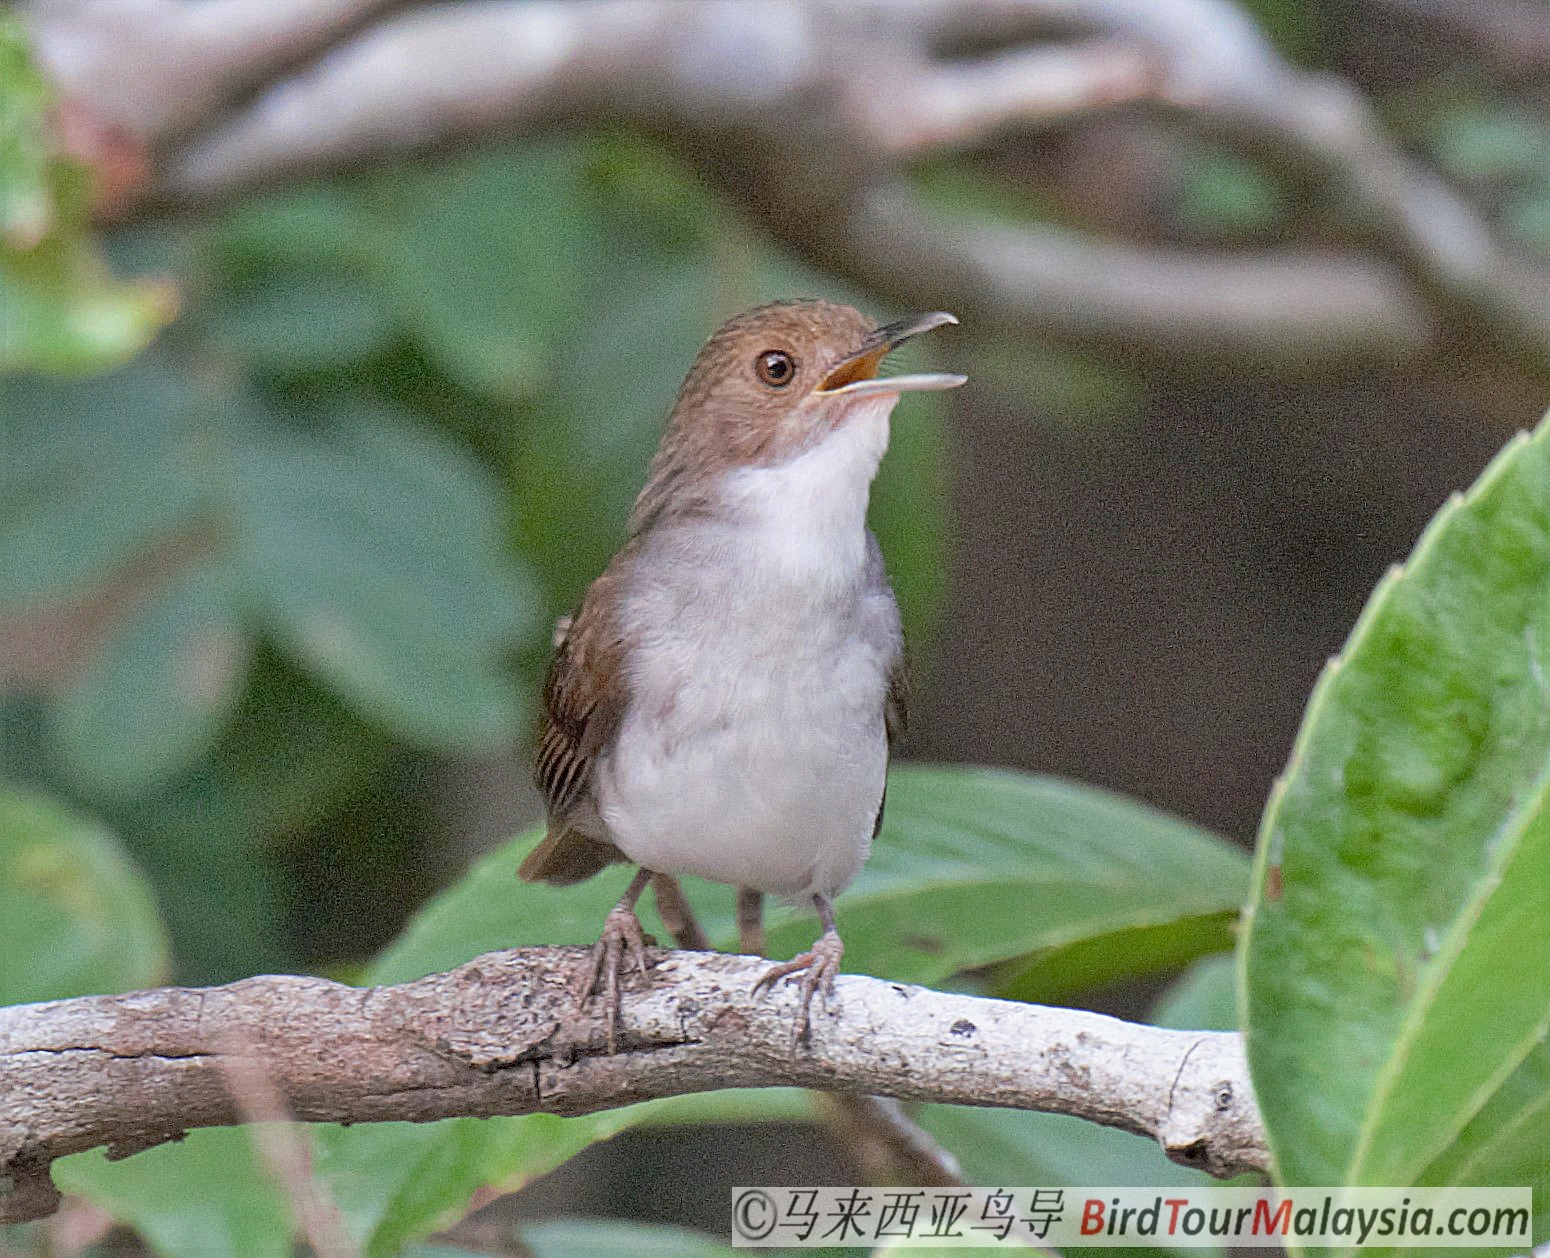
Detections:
[918, 1105, 1225, 1258]
[52, 1129, 292, 1258]
[315, 1115, 634, 1258]
[1430, 102, 1550, 186]
[314, 1096, 803, 1258]
[511, 261, 712, 607]
[230, 409, 538, 750]
[404, 1221, 745, 1258]
[0, 17, 173, 372]
[1414, 1046, 1550, 1242]
[1241, 417, 1550, 1214]
[994, 915, 1238, 1006]
[339, 766, 1242, 1252]
[0, 784, 167, 1004]
[1150, 953, 1239, 1033]
[49, 565, 249, 796]
[511, 1219, 740, 1258]
[923, 1104, 1221, 1189]
[201, 269, 395, 374]
[0, 359, 210, 605]
[775, 767, 1247, 993]
[374, 142, 604, 400]
[376, 766, 1246, 994]
[207, 184, 371, 273]
[108, 651, 395, 984]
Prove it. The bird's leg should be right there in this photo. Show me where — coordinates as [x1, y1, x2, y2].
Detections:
[737, 887, 765, 956]
[752, 893, 844, 1043]
[574, 866, 653, 1052]
[652, 872, 710, 950]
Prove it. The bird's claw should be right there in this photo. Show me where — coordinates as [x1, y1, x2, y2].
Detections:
[572, 904, 650, 1053]
[753, 929, 844, 1044]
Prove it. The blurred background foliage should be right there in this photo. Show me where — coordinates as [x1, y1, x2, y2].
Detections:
[1, 118, 952, 982]
[5, 0, 1550, 1252]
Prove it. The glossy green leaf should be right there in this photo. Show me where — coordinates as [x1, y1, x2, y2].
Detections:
[1242, 418, 1550, 1217]
[993, 914, 1238, 1006]
[376, 766, 1246, 992]
[918, 1105, 1224, 1258]
[0, 785, 168, 1004]
[49, 565, 249, 796]
[771, 767, 1247, 992]
[52, 1129, 291, 1258]
[230, 409, 538, 751]
[316, 1115, 636, 1258]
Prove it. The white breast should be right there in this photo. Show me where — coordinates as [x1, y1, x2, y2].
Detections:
[595, 399, 900, 900]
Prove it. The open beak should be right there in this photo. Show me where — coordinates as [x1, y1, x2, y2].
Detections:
[816, 311, 967, 398]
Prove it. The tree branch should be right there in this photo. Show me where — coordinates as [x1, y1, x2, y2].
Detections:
[38, 0, 1536, 366]
[17, 0, 1446, 368]
[0, 948, 1267, 1224]
[27, 0, 412, 146]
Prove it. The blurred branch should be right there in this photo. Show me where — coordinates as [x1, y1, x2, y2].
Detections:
[0, 948, 1267, 1224]
[27, 0, 410, 145]
[864, 37, 1160, 156]
[215, 1038, 359, 1258]
[816, 1093, 967, 1187]
[1362, 0, 1550, 81]
[27, 0, 1550, 366]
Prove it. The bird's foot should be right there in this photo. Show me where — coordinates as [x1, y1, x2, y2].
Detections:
[753, 928, 844, 1044]
[572, 903, 651, 1053]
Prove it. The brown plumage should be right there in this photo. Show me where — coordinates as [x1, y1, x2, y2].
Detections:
[523, 300, 897, 888]
[519, 297, 962, 1046]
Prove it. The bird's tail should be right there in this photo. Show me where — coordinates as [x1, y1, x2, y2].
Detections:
[517, 825, 625, 885]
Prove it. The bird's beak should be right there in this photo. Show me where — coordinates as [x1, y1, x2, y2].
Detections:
[816, 311, 967, 398]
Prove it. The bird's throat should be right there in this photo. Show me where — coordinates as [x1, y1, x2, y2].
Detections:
[716, 395, 892, 583]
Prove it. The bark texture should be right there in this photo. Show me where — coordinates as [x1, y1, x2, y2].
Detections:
[0, 947, 1267, 1223]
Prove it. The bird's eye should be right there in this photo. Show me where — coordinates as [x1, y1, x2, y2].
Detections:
[755, 349, 796, 388]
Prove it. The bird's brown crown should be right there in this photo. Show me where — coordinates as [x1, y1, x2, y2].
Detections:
[629, 300, 880, 531]
[673, 300, 878, 452]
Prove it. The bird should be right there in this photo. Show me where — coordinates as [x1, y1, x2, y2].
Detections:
[520, 298, 964, 1047]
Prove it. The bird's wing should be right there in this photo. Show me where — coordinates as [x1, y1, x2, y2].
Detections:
[866, 530, 908, 838]
[885, 643, 909, 748]
[521, 563, 631, 886]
